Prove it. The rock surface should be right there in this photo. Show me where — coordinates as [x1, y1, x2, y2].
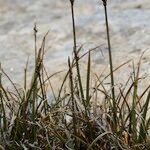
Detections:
[0, 0, 150, 89]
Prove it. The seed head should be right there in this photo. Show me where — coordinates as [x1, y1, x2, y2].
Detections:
[102, 0, 107, 6]
[70, 0, 75, 5]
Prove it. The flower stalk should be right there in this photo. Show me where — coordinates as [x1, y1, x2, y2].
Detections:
[101, 0, 117, 129]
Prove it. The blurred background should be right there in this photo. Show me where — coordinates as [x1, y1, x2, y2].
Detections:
[0, 0, 150, 87]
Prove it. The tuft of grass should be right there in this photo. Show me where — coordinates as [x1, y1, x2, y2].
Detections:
[0, 0, 150, 149]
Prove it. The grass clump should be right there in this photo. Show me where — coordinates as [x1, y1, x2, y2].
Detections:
[0, 0, 150, 149]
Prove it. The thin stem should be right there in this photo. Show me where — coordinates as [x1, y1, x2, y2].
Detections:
[70, 2, 87, 115]
[34, 24, 38, 65]
[102, 1, 117, 128]
[103, 3, 115, 102]
[71, 3, 76, 50]
[68, 57, 78, 149]
[0, 63, 7, 132]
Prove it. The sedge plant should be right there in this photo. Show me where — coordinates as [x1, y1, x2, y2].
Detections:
[0, 0, 150, 149]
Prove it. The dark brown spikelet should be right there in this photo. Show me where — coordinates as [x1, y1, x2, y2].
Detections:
[70, 0, 74, 5]
[102, 0, 107, 6]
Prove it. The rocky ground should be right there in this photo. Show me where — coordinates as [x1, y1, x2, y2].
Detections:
[0, 0, 150, 90]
